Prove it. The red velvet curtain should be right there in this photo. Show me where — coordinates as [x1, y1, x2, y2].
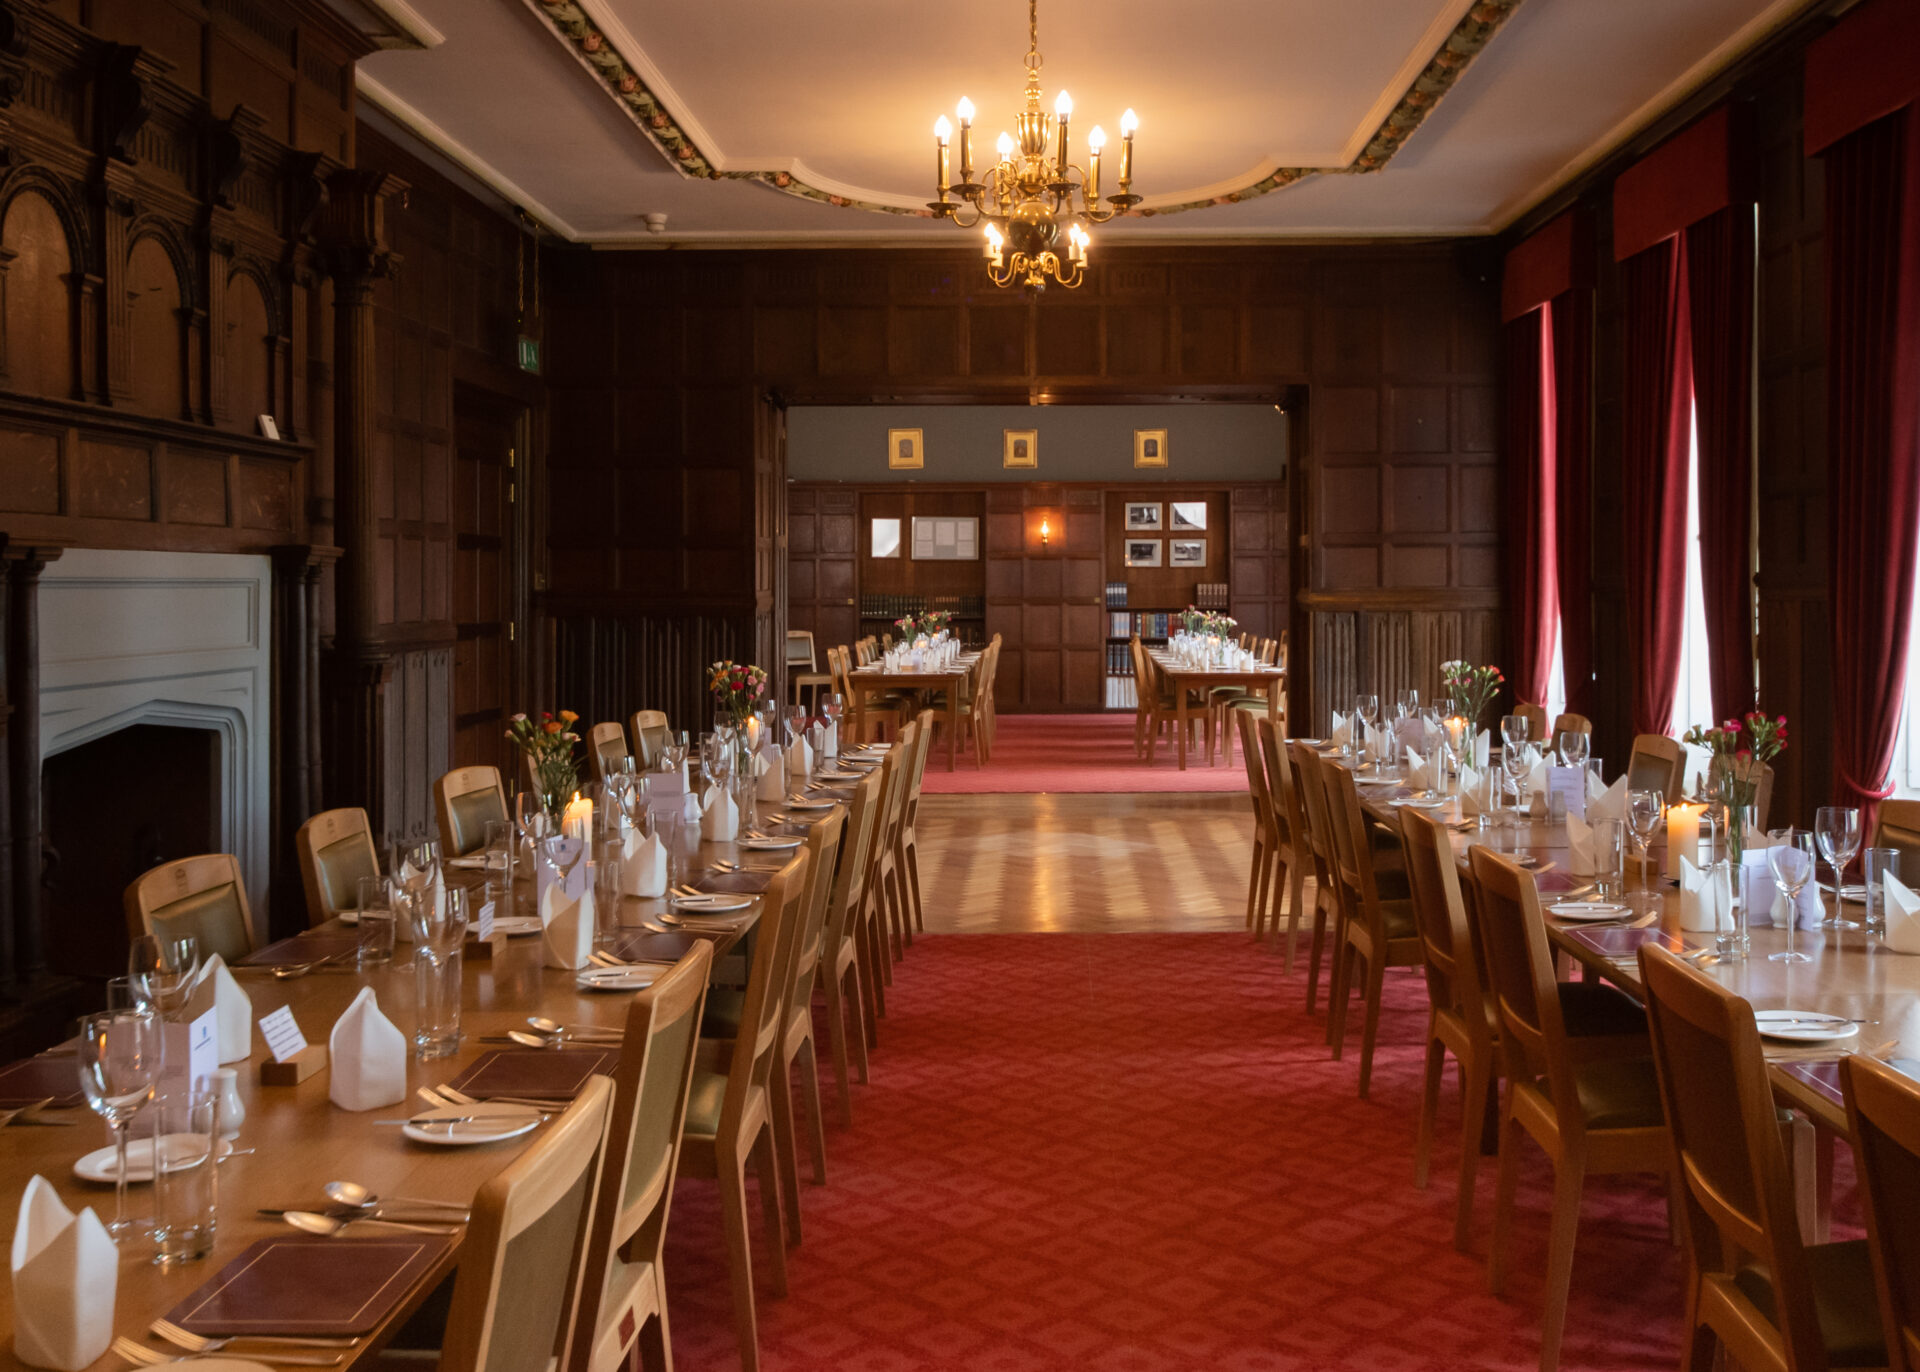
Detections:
[1503, 307, 1557, 707]
[1551, 290, 1595, 717]
[1686, 206, 1757, 722]
[1621, 237, 1693, 737]
[1825, 106, 1920, 819]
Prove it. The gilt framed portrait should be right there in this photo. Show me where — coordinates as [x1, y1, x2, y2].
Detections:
[1133, 429, 1167, 468]
[887, 428, 924, 470]
[1003, 429, 1037, 469]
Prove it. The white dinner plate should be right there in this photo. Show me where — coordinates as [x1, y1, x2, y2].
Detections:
[402, 1102, 542, 1147]
[669, 894, 753, 914]
[1391, 797, 1449, 809]
[815, 771, 864, 782]
[785, 798, 836, 810]
[74, 1135, 234, 1184]
[1755, 1010, 1860, 1044]
[490, 916, 543, 937]
[576, 968, 656, 992]
[1547, 902, 1634, 922]
[741, 836, 803, 850]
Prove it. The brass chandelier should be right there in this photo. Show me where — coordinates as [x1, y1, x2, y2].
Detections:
[928, 0, 1139, 289]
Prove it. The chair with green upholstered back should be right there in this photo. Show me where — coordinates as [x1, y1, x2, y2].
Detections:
[570, 942, 712, 1372]
[629, 710, 671, 770]
[588, 722, 630, 783]
[435, 1075, 614, 1372]
[124, 854, 257, 964]
[434, 765, 509, 858]
[295, 807, 380, 927]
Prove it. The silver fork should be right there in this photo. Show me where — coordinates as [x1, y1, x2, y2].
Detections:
[151, 1319, 357, 1354]
[114, 1335, 344, 1366]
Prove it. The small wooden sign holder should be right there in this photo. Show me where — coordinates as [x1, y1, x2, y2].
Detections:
[259, 1044, 328, 1086]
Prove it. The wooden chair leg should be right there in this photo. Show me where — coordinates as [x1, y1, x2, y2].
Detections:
[1357, 953, 1386, 1098]
[1537, 1152, 1587, 1372]
[1283, 872, 1308, 973]
[766, 1043, 803, 1245]
[904, 839, 925, 934]
[1455, 1051, 1494, 1253]
[1244, 835, 1267, 930]
[637, 1311, 670, 1372]
[1327, 942, 1354, 1059]
[1415, 1023, 1443, 1189]
[1305, 903, 1329, 1013]
[751, 1128, 789, 1293]
[793, 1035, 828, 1185]
[1488, 1107, 1523, 1297]
[718, 1153, 763, 1372]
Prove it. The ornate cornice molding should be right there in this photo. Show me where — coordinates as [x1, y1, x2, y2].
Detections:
[522, 0, 1526, 220]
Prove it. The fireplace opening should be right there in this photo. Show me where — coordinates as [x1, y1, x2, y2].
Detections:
[41, 724, 221, 982]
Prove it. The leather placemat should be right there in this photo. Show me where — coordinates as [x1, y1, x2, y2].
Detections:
[694, 870, 773, 895]
[1781, 1056, 1920, 1108]
[237, 933, 364, 967]
[609, 930, 700, 962]
[1563, 927, 1691, 960]
[0, 1055, 85, 1108]
[444, 1047, 614, 1100]
[167, 1234, 454, 1335]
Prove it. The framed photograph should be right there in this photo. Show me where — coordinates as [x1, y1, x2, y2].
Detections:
[1170, 538, 1207, 567]
[1003, 429, 1037, 469]
[887, 428, 923, 470]
[871, 517, 902, 558]
[1133, 429, 1167, 468]
[1123, 539, 1162, 568]
[1124, 502, 1163, 532]
[912, 516, 979, 560]
[1170, 500, 1207, 532]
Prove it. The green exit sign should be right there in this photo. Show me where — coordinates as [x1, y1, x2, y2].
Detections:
[516, 334, 541, 374]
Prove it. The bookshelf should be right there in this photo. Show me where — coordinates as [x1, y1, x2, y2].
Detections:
[1103, 582, 1229, 709]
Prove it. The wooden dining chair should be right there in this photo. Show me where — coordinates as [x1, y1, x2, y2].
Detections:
[1287, 742, 1344, 1014]
[1842, 1053, 1920, 1371]
[1470, 847, 1668, 1372]
[1399, 806, 1502, 1251]
[897, 708, 935, 939]
[587, 721, 630, 783]
[436, 1075, 614, 1372]
[849, 744, 900, 1024]
[1237, 709, 1281, 937]
[1550, 712, 1593, 740]
[1627, 733, 1688, 800]
[704, 812, 843, 1246]
[1642, 946, 1886, 1372]
[1320, 759, 1425, 1096]
[570, 943, 712, 1372]
[1871, 799, 1920, 878]
[1130, 637, 1178, 760]
[786, 629, 832, 711]
[294, 806, 381, 927]
[629, 710, 671, 770]
[871, 716, 924, 968]
[1257, 718, 1310, 962]
[434, 764, 510, 858]
[678, 851, 812, 1372]
[833, 645, 901, 745]
[123, 854, 257, 963]
[955, 645, 994, 766]
[820, 770, 884, 1122]
[1514, 702, 1549, 742]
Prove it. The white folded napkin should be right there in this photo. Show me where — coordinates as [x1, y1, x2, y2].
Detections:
[190, 954, 252, 1065]
[1404, 747, 1435, 793]
[11, 1177, 114, 1371]
[756, 743, 785, 802]
[821, 718, 839, 759]
[786, 735, 813, 778]
[619, 828, 668, 899]
[1527, 755, 1551, 817]
[1587, 775, 1628, 823]
[1884, 870, 1920, 953]
[1458, 764, 1488, 818]
[1365, 724, 1391, 763]
[1566, 813, 1596, 877]
[540, 868, 596, 971]
[700, 785, 739, 842]
[328, 987, 407, 1112]
[1328, 711, 1350, 749]
[1678, 855, 1731, 934]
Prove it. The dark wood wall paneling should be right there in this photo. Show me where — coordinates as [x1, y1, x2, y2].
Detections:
[1102, 488, 1230, 609]
[540, 248, 1501, 732]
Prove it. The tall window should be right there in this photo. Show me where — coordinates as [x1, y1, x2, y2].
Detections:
[1671, 399, 1715, 739]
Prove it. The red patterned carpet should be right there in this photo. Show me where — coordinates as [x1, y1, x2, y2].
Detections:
[919, 713, 1251, 794]
[658, 933, 1807, 1371]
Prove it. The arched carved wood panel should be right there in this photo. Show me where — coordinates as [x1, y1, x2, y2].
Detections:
[226, 269, 273, 428]
[126, 234, 185, 419]
[1, 191, 75, 400]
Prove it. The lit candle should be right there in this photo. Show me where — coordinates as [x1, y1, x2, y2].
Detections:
[1119, 108, 1137, 189]
[746, 716, 760, 751]
[956, 96, 974, 182]
[934, 115, 951, 198]
[984, 222, 1004, 267]
[1087, 124, 1105, 200]
[1054, 90, 1072, 179]
[1666, 802, 1707, 879]
[562, 792, 594, 843]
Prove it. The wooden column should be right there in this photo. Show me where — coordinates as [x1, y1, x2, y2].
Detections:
[4, 544, 61, 989]
[271, 545, 339, 937]
[318, 170, 405, 829]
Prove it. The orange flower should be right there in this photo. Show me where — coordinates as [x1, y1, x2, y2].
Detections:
[543, 720, 562, 735]
[558, 710, 579, 723]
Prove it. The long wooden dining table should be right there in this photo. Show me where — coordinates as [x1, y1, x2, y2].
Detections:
[1347, 767, 1920, 1146]
[0, 808, 839, 1372]
[847, 653, 979, 771]
[1148, 650, 1286, 770]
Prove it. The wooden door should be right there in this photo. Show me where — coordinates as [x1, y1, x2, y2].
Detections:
[788, 486, 858, 661]
[452, 393, 521, 771]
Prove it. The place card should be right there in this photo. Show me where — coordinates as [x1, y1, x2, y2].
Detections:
[1546, 766, 1587, 822]
[474, 897, 495, 943]
[259, 1006, 308, 1064]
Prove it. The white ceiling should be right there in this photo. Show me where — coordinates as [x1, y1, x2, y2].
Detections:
[352, 0, 1816, 245]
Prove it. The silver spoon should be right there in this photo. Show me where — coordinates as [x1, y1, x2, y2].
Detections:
[524, 1016, 620, 1044]
[283, 1210, 455, 1237]
[322, 1181, 470, 1216]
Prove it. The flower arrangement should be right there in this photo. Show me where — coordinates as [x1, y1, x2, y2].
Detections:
[507, 710, 580, 815]
[1441, 660, 1505, 725]
[1201, 611, 1238, 637]
[893, 614, 921, 641]
[1180, 606, 1206, 635]
[1683, 711, 1789, 862]
[708, 659, 768, 728]
[920, 609, 953, 636]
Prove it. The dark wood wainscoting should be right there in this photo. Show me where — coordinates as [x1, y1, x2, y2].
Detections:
[1300, 591, 1502, 731]
[547, 605, 758, 741]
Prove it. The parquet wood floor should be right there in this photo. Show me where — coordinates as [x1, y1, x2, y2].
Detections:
[915, 793, 1258, 933]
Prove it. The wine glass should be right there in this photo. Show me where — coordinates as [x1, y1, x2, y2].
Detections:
[1767, 828, 1817, 963]
[1502, 738, 1533, 819]
[128, 934, 200, 1019]
[1501, 714, 1531, 756]
[1627, 790, 1664, 891]
[1557, 730, 1591, 770]
[1814, 806, 1863, 931]
[77, 1008, 162, 1241]
[1395, 689, 1419, 721]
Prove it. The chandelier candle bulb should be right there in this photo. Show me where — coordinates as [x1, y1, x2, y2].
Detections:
[934, 115, 951, 196]
[1087, 124, 1105, 199]
[1054, 90, 1071, 178]
[957, 96, 974, 180]
[1120, 108, 1137, 189]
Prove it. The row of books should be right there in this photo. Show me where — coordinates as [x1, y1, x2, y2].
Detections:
[1104, 581, 1232, 610]
[1107, 611, 1179, 640]
[1106, 643, 1138, 677]
[858, 594, 984, 619]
